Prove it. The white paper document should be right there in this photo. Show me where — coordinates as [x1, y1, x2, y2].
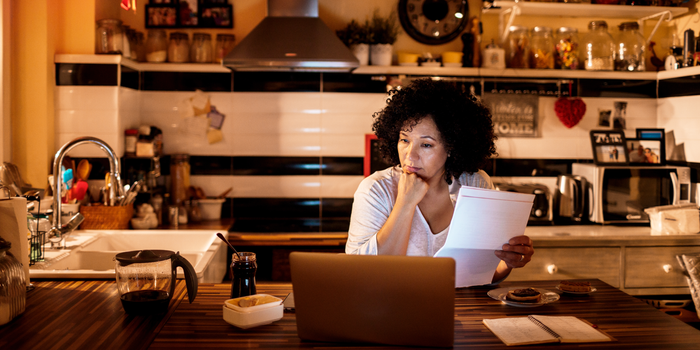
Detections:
[435, 186, 534, 287]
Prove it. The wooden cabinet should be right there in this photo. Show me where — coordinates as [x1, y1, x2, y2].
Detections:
[625, 246, 700, 289]
[509, 247, 621, 288]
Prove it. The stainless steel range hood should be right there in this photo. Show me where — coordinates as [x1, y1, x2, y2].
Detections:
[223, 0, 359, 72]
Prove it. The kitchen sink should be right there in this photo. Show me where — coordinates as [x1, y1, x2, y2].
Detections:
[29, 230, 229, 283]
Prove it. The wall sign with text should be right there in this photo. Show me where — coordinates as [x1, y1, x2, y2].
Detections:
[482, 93, 539, 138]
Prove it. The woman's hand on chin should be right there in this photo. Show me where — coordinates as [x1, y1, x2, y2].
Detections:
[396, 168, 429, 207]
[495, 235, 534, 269]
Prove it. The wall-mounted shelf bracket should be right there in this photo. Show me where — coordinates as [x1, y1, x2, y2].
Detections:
[637, 11, 674, 45]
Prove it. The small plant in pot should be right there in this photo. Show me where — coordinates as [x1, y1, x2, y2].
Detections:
[336, 20, 371, 65]
[369, 10, 399, 66]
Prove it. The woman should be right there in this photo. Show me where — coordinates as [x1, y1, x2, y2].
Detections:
[346, 79, 534, 283]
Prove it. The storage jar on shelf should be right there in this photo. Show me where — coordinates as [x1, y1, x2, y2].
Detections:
[582, 20, 614, 71]
[507, 25, 530, 69]
[555, 27, 580, 69]
[191, 33, 213, 63]
[530, 26, 554, 69]
[95, 19, 124, 54]
[145, 29, 168, 63]
[168, 32, 190, 63]
[215, 34, 236, 64]
[614, 22, 646, 71]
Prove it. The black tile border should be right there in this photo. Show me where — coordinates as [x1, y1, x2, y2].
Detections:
[120, 65, 139, 90]
[578, 78, 656, 98]
[141, 71, 232, 91]
[232, 156, 322, 176]
[233, 72, 321, 92]
[56, 63, 118, 86]
[658, 75, 700, 98]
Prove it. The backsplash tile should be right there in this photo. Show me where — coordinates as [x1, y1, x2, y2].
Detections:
[56, 63, 118, 86]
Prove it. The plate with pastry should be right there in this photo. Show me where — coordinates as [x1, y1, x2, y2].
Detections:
[556, 281, 596, 294]
[487, 287, 560, 307]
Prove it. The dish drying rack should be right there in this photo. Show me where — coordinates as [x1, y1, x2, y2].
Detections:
[25, 193, 45, 265]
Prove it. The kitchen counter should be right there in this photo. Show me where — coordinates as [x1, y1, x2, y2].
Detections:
[3, 279, 700, 349]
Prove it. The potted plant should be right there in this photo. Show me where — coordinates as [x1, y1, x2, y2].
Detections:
[336, 20, 371, 66]
[368, 10, 399, 66]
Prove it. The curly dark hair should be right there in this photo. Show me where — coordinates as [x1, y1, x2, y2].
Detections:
[372, 78, 497, 184]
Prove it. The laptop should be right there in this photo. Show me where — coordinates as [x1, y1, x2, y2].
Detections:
[289, 252, 455, 347]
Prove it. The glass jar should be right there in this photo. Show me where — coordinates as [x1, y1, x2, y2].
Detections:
[582, 20, 614, 71]
[170, 154, 190, 205]
[0, 238, 25, 326]
[230, 252, 257, 299]
[555, 27, 580, 69]
[215, 34, 236, 64]
[530, 26, 554, 69]
[145, 29, 168, 63]
[168, 32, 190, 63]
[191, 33, 213, 63]
[133, 32, 146, 62]
[615, 22, 646, 72]
[95, 19, 123, 54]
[507, 25, 530, 69]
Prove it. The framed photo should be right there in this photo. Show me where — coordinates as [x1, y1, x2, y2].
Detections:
[635, 128, 666, 165]
[626, 138, 663, 165]
[590, 130, 629, 165]
[199, 5, 233, 28]
[178, 0, 198, 27]
[145, 5, 178, 28]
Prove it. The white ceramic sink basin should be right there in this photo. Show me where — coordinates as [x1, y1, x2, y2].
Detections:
[29, 230, 229, 283]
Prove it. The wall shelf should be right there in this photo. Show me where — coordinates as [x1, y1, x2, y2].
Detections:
[482, 2, 689, 18]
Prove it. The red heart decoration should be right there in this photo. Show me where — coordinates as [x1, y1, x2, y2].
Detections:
[554, 97, 586, 128]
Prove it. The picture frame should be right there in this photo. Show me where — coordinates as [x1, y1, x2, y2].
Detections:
[178, 0, 199, 27]
[199, 4, 233, 28]
[590, 129, 629, 165]
[145, 5, 178, 28]
[626, 138, 664, 165]
[635, 128, 666, 165]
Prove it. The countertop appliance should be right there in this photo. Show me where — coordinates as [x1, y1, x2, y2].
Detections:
[494, 183, 553, 225]
[223, 0, 359, 72]
[572, 163, 692, 224]
[553, 175, 588, 224]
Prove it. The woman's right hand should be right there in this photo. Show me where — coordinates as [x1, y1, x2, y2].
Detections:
[396, 169, 429, 207]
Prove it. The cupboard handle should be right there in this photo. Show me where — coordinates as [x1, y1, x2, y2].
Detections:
[663, 264, 673, 273]
[547, 264, 558, 274]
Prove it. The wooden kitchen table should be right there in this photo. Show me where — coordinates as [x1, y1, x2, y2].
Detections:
[3, 279, 700, 349]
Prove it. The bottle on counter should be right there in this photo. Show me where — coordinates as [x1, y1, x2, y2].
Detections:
[614, 22, 646, 72]
[506, 25, 530, 69]
[530, 26, 554, 69]
[145, 29, 168, 63]
[168, 32, 190, 63]
[555, 27, 579, 69]
[230, 252, 257, 299]
[582, 20, 614, 71]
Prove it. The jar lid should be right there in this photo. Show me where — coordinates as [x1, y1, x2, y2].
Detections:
[116, 249, 175, 265]
[169, 32, 189, 40]
[125, 128, 138, 135]
[148, 29, 167, 37]
[588, 20, 608, 30]
[557, 27, 578, 34]
[193, 33, 212, 40]
[508, 25, 528, 33]
[96, 18, 123, 25]
[619, 22, 640, 31]
[531, 26, 553, 34]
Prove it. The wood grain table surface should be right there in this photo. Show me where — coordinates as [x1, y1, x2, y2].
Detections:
[3, 279, 700, 349]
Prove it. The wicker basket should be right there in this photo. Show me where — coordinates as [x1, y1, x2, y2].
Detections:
[80, 204, 134, 229]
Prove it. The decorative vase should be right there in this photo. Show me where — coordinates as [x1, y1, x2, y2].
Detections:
[370, 44, 393, 66]
[351, 43, 370, 66]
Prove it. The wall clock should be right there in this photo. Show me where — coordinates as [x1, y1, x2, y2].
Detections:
[398, 0, 470, 45]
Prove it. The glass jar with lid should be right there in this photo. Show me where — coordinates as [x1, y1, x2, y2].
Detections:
[614, 22, 646, 71]
[215, 34, 236, 64]
[133, 32, 146, 62]
[0, 237, 25, 326]
[145, 29, 168, 63]
[95, 19, 123, 54]
[555, 27, 580, 69]
[191, 33, 213, 63]
[582, 20, 614, 71]
[530, 26, 554, 69]
[170, 154, 190, 205]
[168, 32, 190, 63]
[506, 25, 530, 69]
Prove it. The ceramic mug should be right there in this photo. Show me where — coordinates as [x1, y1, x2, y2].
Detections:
[442, 51, 463, 64]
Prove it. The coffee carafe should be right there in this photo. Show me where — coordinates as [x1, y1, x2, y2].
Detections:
[554, 175, 588, 223]
[115, 250, 197, 314]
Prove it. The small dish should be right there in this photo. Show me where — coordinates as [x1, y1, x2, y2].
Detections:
[556, 285, 597, 295]
[487, 286, 560, 308]
[223, 294, 283, 329]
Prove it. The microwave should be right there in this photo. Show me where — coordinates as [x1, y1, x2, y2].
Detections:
[572, 163, 692, 224]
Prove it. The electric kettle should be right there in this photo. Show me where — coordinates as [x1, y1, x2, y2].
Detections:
[554, 175, 588, 223]
[115, 250, 197, 314]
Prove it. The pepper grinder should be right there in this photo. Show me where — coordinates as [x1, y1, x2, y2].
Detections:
[683, 29, 695, 67]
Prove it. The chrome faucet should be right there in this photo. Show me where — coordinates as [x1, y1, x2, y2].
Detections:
[48, 137, 125, 247]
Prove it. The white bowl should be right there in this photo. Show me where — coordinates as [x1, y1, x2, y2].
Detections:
[222, 294, 283, 329]
[197, 198, 225, 220]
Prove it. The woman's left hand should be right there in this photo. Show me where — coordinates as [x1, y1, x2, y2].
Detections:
[495, 235, 534, 268]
